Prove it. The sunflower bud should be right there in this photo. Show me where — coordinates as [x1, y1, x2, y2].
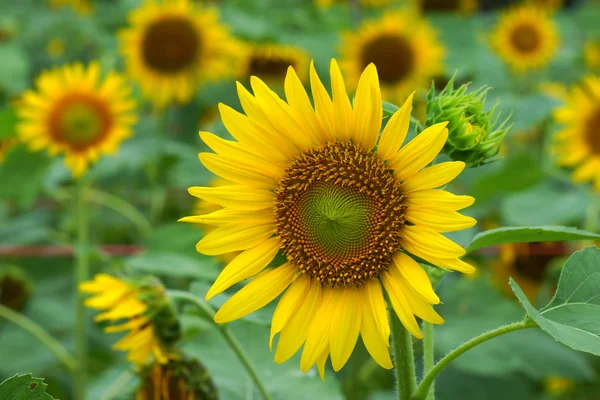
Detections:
[425, 77, 511, 167]
[0, 266, 32, 312]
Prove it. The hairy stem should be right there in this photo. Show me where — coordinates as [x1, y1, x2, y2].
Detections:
[389, 302, 417, 400]
[422, 322, 435, 400]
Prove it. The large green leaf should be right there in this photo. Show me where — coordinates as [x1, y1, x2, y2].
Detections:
[128, 251, 220, 281]
[466, 226, 600, 253]
[0, 374, 55, 400]
[0, 147, 52, 208]
[511, 246, 600, 356]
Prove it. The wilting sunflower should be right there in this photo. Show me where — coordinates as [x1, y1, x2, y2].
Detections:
[182, 60, 476, 376]
[120, 0, 242, 108]
[584, 41, 600, 71]
[80, 274, 181, 366]
[493, 242, 566, 301]
[417, 0, 477, 14]
[490, 5, 559, 73]
[340, 12, 445, 104]
[243, 43, 309, 84]
[48, 0, 93, 15]
[553, 75, 600, 191]
[17, 62, 137, 177]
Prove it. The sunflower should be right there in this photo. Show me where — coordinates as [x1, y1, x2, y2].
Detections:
[490, 5, 559, 73]
[80, 274, 179, 366]
[584, 40, 600, 71]
[243, 43, 309, 84]
[417, 0, 477, 14]
[120, 0, 242, 108]
[340, 12, 445, 104]
[492, 242, 566, 301]
[17, 62, 137, 177]
[48, 0, 93, 15]
[181, 60, 476, 376]
[553, 75, 600, 191]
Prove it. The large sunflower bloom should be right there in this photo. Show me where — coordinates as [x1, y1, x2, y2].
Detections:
[340, 12, 445, 104]
[553, 75, 600, 191]
[120, 0, 242, 108]
[182, 60, 476, 376]
[80, 274, 172, 366]
[17, 62, 137, 177]
[490, 4, 559, 73]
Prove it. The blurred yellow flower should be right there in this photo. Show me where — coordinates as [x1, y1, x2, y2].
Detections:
[490, 5, 559, 72]
[48, 0, 93, 15]
[17, 62, 137, 177]
[544, 376, 575, 396]
[120, 0, 242, 108]
[243, 43, 309, 84]
[46, 38, 65, 59]
[80, 274, 171, 367]
[182, 59, 476, 376]
[340, 12, 445, 103]
[584, 40, 600, 71]
[553, 75, 600, 191]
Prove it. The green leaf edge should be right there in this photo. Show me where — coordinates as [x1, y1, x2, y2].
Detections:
[0, 373, 56, 400]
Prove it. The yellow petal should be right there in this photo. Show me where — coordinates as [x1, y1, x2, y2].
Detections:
[274, 279, 323, 364]
[83, 286, 130, 309]
[199, 153, 276, 190]
[400, 161, 466, 193]
[362, 279, 390, 343]
[179, 208, 273, 226]
[206, 237, 282, 300]
[79, 274, 127, 293]
[359, 287, 393, 369]
[284, 66, 324, 143]
[310, 61, 335, 141]
[104, 316, 148, 333]
[317, 350, 329, 381]
[187, 185, 274, 211]
[270, 274, 311, 349]
[330, 59, 354, 143]
[378, 93, 413, 161]
[94, 296, 147, 322]
[390, 123, 449, 181]
[300, 287, 337, 372]
[391, 252, 439, 304]
[421, 255, 476, 274]
[381, 271, 422, 338]
[395, 278, 444, 324]
[196, 222, 275, 256]
[330, 287, 362, 371]
[353, 63, 382, 151]
[401, 225, 466, 259]
[214, 263, 298, 323]
[404, 190, 474, 211]
[404, 208, 477, 232]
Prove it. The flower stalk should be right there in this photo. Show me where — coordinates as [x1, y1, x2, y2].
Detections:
[388, 300, 417, 400]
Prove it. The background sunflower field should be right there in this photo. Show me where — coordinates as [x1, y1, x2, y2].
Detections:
[0, 0, 599, 399]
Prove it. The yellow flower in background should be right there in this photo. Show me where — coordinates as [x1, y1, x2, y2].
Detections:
[46, 38, 65, 59]
[544, 376, 575, 396]
[340, 12, 445, 104]
[490, 5, 559, 73]
[492, 242, 566, 301]
[584, 41, 600, 71]
[0, 138, 15, 162]
[80, 274, 174, 367]
[243, 43, 309, 84]
[48, 0, 93, 15]
[553, 75, 600, 191]
[120, 0, 242, 108]
[182, 60, 476, 376]
[417, 0, 477, 14]
[17, 62, 136, 177]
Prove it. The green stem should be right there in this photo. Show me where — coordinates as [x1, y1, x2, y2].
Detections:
[422, 322, 435, 400]
[410, 319, 537, 400]
[585, 191, 599, 233]
[389, 302, 417, 400]
[75, 177, 90, 400]
[0, 304, 77, 371]
[167, 290, 272, 400]
[149, 109, 169, 225]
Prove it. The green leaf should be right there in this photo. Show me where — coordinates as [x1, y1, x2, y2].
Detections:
[0, 147, 52, 208]
[382, 101, 399, 118]
[128, 251, 220, 281]
[0, 44, 29, 95]
[466, 226, 600, 253]
[0, 106, 18, 140]
[510, 246, 600, 356]
[0, 374, 55, 400]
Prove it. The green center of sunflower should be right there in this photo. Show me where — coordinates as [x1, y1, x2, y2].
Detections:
[49, 94, 112, 150]
[142, 17, 201, 73]
[361, 34, 415, 85]
[275, 142, 406, 287]
[248, 56, 294, 82]
[510, 23, 541, 54]
[584, 111, 600, 154]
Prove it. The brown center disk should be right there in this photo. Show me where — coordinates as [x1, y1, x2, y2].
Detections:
[510, 23, 541, 54]
[361, 34, 415, 85]
[584, 111, 600, 154]
[142, 16, 201, 73]
[275, 142, 406, 287]
[513, 242, 567, 281]
[248, 56, 294, 81]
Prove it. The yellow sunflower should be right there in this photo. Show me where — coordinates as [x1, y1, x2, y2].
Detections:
[417, 0, 477, 14]
[584, 40, 600, 71]
[493, 242, 566, 301]
[181, 60, 476, 376]
[48, 0, 93, 15]
[553, 75, 600, 191]
[17, 62, 137, 177]
[243, 43, 309, 84]
[80, 274, 175, 367]
[340, 12, 445, 104]
[490, 4, 559, 73]
[120, 0, 242, 108]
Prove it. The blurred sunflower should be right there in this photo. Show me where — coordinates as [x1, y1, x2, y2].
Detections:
[417, 0, 477, 14]
[182, 60, 476, 376]
[80, 274, 181, 367]
[340, 12, 445, 103]
[490, 5, 559, 72]
[0, 266, 32, 312]
[553, 75, 600, 191]
[243, 43, 309, 84]
[120, 0, 242, 108]
[493, 242, 566, 301]
[48, 0, 93, 15]
[17, 62, 137, 177]
[0, 138, 15, 162]
[584, 41, 600, 71]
